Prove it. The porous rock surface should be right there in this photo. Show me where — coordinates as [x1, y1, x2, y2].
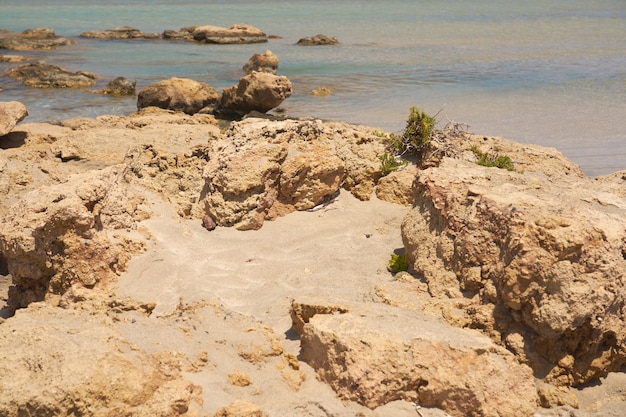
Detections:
[402, 134, 626, 388]
[1, 106, 626, 416]
[243, 49, 279, 74]
[137, 77, 220, 114]
[295, 302, 538, 416]
[0, 27, 74, 51]
[6, 61, 98, 88]
[80, 26, 160, 39]
[0, 302, 201, 417]
[0, 101, 29, 137]
[217, 71, 292, 118]
[201, 117, 387, 230]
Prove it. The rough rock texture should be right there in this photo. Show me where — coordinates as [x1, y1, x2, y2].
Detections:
[191, 24, 267, 44]
[375, 165, 417, 206]
[0, 101, 29, 137]
[6, 61, 98, 88]
[0, 165, 146, 311]
[217, 72, 292, 118]
[401, 133, 626, 388]
[0, 28, 74, 50]
[137, 77, 219, 114]
[0, 54, 31, 62]
[201, 118, 386, 230]
[243, 50, 279, 74]
[297, 34, 339, 46]
[93, 76, 136, 96]
[295, 302, 539, 417]
[80, 26, 160, 39]
[0, 303, 201, 417]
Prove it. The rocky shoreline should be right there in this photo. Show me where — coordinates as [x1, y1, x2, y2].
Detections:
[1, 96, 626, 416]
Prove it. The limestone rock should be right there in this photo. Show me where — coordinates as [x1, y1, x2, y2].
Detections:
[0, 101, 28, 137]
[375, 164, 417, 206]
[162, 26, 198, 41]
[296, 302, 539, 416]
[213, 400, 266, 417]
[93, 76, 136, 96]
[0, 303, 201, 417]
[401, 134, 626, 387]
[201, 118, 386, 230]
[217, 72, 292, 118]
[297, 34, 339, 46]
[137, 77, 219, 114]
[192, 24, 267, 44]
[0, 165, 146, 310]
[80, 26, 160, 39]
[6, 61, 98, 88]
[243, 50, 279, 74]
[0, 28, 74, 51]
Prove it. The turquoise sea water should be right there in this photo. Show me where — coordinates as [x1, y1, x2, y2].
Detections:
[1, 0, 625, 175]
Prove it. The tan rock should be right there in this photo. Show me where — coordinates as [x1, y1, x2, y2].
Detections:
[192, 24, 267, 44]
[0, 101, 28, 136]
[0, 165, 146, 310]
[201, 118, 387, 229]
[375, 164, 417, 206]
[214, 400, 266, 417]
[80, 26, 160, 39]
[217, 72, 292, 118]
[0, 303, 201, 417]
[243, 50, 279, 74]
[6, 61, 97, 88]
[137, 77, 219, 114]
[297, 302, 539, 416]
[0, 28, 74, 50]
[401, 134, 626, 387]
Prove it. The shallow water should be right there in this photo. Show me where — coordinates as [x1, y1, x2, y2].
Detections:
[1, 0, 625, 175]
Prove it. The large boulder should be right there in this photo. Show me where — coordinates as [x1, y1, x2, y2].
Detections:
[137, 77, 219, 114]
[401, 133, 626, 388]
[0, 28, 74, 51]
[216, 72, 292, 118]
[0, 303, 201, 417]
[243, 50, 279, 74]
[80, 26, 160, 39]
[0, 165, 146, 311]
[294, 302, 539, 417]
[191, 24, 267, 44]
[201, 118, 389, 230]
[6, 61, 98, 88]
[0, 101, 28, 137]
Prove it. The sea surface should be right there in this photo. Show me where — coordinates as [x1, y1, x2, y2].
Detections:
[1, 0, 625, 176]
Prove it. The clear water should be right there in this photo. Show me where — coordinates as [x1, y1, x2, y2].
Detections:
[1, 0, 625, 175]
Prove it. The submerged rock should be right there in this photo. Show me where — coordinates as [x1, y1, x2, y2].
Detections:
[80, 26, 160, 39]
[296, 34, 339, 46]
[93, 76, 136, 96]
[0, 28, 74, 51]
[6, 61, 98, 88]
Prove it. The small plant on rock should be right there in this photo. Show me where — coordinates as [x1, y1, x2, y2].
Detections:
[379, 152, 408, 176]
[387, 253, 409, 273]
[471, 145, 515, 171]
[399, 106, 436, 154]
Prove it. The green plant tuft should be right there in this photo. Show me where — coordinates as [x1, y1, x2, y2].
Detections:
[387, 253, 409, 273]
[471, 145, 515, 171]
[400, 106, 436, 154]
[379, 152, 408, 176]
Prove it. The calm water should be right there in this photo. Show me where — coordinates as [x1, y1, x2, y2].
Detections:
[1, 0, 625, 175]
